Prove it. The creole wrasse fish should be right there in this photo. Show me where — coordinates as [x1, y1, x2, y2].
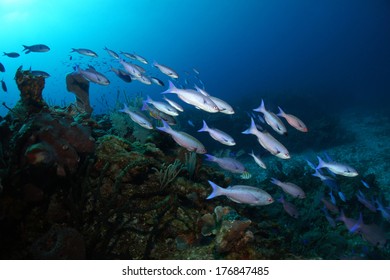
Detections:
[71, 48, 98, 57]
[316, 156, 358, 177]
[157, 120, 206, 154]
[253, 99, 287, 136]
[119, 103, 153, 130]
[198, 120, 235, 146]
[207, 180, 273, 206]
[73, 65, 110, 86]
[242, 118, 290, 159]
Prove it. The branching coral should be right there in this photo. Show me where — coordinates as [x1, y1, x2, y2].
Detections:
[152, 159, 183, 189]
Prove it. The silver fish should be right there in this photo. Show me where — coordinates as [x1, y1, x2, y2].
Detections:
[71, 48, 98, 57]
[119, 59, 142, 78]
[157, 120, 206, 154]
[194, 86, 234, 114]
[111, 66, 132, 83]
[120, 51, 136, 60]
[163, 97, 183, 112]
[74, 65, 110, 86]
[253, 99, 287, 135]
[153, 61, 179, 79]
[270, 178, 306, 199]
[207, 181, 273, 206]
[151, 77, 165, 87]
[198, 120, 235, 146]
[205, 154, 246, 174]
[103, 47, 119, 59]
[133, 53, 148, 64]
[119, 103, 153, 129]
[248, 150, 266, 169]
[162, 81, 219, 113]
[242, 118, 290, 159]
[316, 156, 358, 177]
[145, 96, 178, 116]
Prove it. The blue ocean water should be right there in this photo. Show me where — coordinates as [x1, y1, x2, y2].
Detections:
[1, 0, 389, 116]
[1, 0, 390, 259]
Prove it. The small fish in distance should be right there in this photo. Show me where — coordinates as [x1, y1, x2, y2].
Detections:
[1, 79, 7, 92]
[3, 52, 20, 58]
[153, 61, 179, 79]
[103, 47, 119, 59]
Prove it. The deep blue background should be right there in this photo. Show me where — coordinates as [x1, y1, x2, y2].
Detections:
[1, 0, 389, 116]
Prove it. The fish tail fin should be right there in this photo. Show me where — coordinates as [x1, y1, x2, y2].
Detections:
[204, 154, 216, 162]
[141, 101, 148, 111]
[156, 120, 172, 133]
[277, 195, 285, 204]
[324, 152, 333, 162]
[253, 99, 266, 113]
[194, 84, 201, 92]
[22, 45, 30, 54]
[206, 180, 223, 199]
[338, 191, 347, 202]
[118, 103, 130, 114]
[311, 169, 322, 179]
[270, 177, 280, 186]
[336, 209, 346, 222]
[70, 48, 76, 53]
[277, 106, 285, 117]
[197, 120, 209, 132]
[316, 156, 326, 169]
[145, 95, 152, 104]
[161, 80, 178, 94]
[349, 213, 363, 234]
[242, 118, 258, 135]
[305, 159, 317, 170]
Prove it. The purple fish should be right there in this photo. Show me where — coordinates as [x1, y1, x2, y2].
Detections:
[270, 178, 305, 199]
[356, 190, 376, 212]
[322, 207, 336, 228]
[321, 197, 339, 214]
[205, 154, 246, 174]
[277, 196, 299, 219]
[359, 223, 387, 248]
[375, 199, 390, 222]
[336, 210, 361, 233]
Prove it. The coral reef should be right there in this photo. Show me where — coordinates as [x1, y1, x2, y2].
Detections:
[66, 73, 92, 115]
[0, 71, 389, 260]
